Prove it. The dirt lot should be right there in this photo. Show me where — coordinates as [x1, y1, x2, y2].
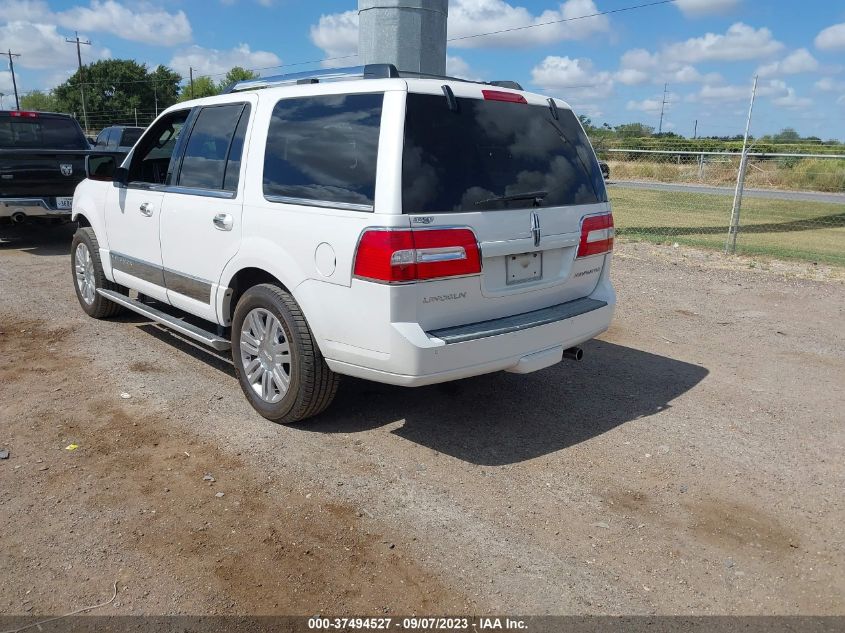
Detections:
[0, 225, 843, 616]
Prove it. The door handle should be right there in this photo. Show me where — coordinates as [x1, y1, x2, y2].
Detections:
[139, 202, 153, 217]
[213, 213, 233, 231]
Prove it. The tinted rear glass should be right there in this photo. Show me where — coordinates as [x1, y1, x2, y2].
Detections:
[402, 94, 606, 214]
[263, 93, 383, 209]
[119, 128, 143, 147]
[0, 117, 87, 149]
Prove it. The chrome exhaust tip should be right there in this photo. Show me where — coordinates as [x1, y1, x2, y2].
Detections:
[563, 346, 583, 361]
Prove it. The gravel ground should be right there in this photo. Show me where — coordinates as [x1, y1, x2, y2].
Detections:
[0, 225, 843, 616]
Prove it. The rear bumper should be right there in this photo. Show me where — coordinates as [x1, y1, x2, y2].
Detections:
[324, 281, 615, 387]
[0, 198, 71, 219]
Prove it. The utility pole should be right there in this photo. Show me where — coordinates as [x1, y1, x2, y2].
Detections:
[657, 82, 668, 135]
[189, 67, 194, 99]
[725, 75, 758, 255]
[5, 50, 21, 110]
[65, 32, 91, 131]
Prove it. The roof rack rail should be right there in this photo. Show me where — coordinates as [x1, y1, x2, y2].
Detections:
[224, 62, 524, 94]
[225, 64, 401, 93]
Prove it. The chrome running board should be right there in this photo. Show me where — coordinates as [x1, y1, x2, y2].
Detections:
[97, 289, 231, 351]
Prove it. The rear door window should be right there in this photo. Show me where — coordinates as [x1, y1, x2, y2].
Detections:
[263, 93, 383, 210]
[177, 103, 250, 191]
[402, 93, 606, 214]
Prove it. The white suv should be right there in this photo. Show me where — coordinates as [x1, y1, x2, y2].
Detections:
[71, 64, 615, 423]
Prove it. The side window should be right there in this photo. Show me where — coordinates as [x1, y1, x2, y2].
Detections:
[127, 111, 190, 185]
[177, 103, 249, 192]
[263, 93, 383, 209]
[95, 129, 109, 146]
[223, 107, 250, 192]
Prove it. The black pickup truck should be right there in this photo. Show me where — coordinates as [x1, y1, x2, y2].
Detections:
[1, 111, 96, 225]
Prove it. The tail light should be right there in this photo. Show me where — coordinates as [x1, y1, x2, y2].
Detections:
[577, 213, 614, 258]
[354, 228, 481, 283]
[10, 111, 38, 118]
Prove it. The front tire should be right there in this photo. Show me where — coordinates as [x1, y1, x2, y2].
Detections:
[71, 227, 124, 319]
[231, 283, 339, 423]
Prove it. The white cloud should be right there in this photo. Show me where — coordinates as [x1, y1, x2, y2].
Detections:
[815, 23, 845, 51]
[0, 70, 14, 96]
[445, 55, 480, 81]
[687, 78, 790, 103]
[615, 68, 650, 85]
[0, 0, 51, 21]
[309, 0, 611, 60]
[310, 9, 358, 61]
[756, 49, 818, 77]
[675, 0, 742, 17]
[0, 21, 109, 70]
[815, 77, 845, 92]
[530, 56, 613, 99]
[664, 23, 783, 63]
[615, 47, 720, 86]
[169, 44, 281, 78]
[57, 1, 192, 47]
[626, 98, 663, 114]
[0, 1, 191, 47]
[448, 0, 610, 48]
[772, 88, 812, 109]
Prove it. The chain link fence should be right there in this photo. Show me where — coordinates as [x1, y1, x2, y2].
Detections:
[597, 148, 845, 267]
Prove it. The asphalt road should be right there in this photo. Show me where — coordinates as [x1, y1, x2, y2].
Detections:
[607, 179, 845, 204]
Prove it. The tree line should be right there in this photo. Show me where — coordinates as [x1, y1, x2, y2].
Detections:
[19, 59, 258, 127]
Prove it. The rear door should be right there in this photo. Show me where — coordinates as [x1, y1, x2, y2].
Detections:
[400, 84, 610, 329]
[159, 101, 252, 322]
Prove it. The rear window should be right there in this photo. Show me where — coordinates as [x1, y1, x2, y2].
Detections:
[263, 93, 383, 210]
[0, 116, 88, 150]
[402, 94, 606, 214]
[119, 128, 143, 148]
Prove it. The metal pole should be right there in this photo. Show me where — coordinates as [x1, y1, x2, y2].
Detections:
[153, 83, 158, 117]
[189, 67, 194, 99]
[134, 107, 137, 126]
[658, 83, 668, 134]
[66, 32, 91, 132]
[6, 50, 21, 110]
[725, 75, 758, 255]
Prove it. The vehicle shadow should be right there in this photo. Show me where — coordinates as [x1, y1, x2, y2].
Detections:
[304, 339, 709, 466]
[0, 223, 75, 256]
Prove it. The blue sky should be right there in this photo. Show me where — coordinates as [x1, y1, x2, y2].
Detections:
[2, 0, 844, 139]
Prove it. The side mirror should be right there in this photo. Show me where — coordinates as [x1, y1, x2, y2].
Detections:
[85, 154, 129, 187]
[85, 154, 116, 181]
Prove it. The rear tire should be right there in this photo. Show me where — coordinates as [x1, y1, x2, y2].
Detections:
[71, 227, 125, 319]
[231, 283, 339, 423]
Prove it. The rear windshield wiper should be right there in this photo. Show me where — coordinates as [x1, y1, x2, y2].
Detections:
[474, 190, 548, 206]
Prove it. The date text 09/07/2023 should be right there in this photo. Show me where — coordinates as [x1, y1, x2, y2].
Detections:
[307, 616, 529, 630]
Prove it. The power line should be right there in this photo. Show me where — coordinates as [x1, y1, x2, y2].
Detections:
[447, 0, 676, 44]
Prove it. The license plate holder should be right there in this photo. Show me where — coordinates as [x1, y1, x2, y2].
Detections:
[506, 251, 542, 285]
[56, 197, 73, 210]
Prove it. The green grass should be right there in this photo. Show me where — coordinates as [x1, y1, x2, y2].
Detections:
[605, 158, 845, 193]
[609, 187, 845, 267]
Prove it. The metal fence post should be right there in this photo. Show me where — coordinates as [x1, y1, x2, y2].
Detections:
[725, 76, 758, 254]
